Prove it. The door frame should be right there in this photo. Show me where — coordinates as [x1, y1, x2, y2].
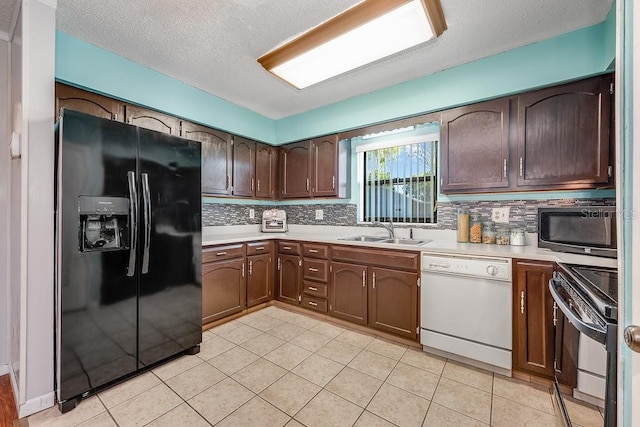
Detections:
[616, 1, 638, 425]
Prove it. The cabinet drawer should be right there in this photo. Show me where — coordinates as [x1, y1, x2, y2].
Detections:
[302, 295, 328, 313]
[278, 241, 301, 255]
[247, 241, 272, 256]
[303, 259, 329, 282]
[203, 244, 244, 263]
[303, 281, 328, 299]
[302, 243, 329, 259]
[331, 246, 419, 271]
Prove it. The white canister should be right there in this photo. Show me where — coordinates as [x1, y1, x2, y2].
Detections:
[510, 228, 526, 246]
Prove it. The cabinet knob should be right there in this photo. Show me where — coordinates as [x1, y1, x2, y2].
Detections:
[309, 267, 319, 272]
[520, 291, 525, 314]
[216, 251, 227, 256]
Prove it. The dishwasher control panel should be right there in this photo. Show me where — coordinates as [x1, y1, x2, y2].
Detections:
[422, 254, 512, 281]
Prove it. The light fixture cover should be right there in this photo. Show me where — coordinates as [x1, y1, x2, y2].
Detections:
[258, 0, 447, 89]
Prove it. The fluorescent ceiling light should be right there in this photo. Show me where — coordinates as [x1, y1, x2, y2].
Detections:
[258, 0, 446, 89]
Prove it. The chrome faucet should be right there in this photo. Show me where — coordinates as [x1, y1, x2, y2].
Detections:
[374, 220, 395, 238]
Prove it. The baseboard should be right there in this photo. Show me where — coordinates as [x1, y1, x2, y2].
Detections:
[0, 364, 9, 376]
[18, 391, 55, 418]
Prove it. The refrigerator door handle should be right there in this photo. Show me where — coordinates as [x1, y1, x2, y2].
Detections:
[127, 171, 138, 277]
[141, 173, 151, 274]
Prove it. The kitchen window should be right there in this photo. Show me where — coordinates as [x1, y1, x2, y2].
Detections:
[357, 130, 438, 224]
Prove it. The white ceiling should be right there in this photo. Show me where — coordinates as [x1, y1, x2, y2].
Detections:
[2, 1, 614, 118]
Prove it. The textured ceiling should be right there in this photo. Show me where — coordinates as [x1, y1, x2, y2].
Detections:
[54, 0, 613, 119]
[0, 0, 18, 40]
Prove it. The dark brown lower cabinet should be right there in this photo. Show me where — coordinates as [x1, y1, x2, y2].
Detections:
[513, 260, 555, 378]
[278, 254, 301, 306]
[247, 253, 272, 308]
[202, 258, 245, 324]
[369, 267, 418, 340]
[329, 247, 419, 341]
[330, 262, 368, 325]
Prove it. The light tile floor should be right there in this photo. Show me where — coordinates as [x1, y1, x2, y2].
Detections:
[28, 306, 605, 427]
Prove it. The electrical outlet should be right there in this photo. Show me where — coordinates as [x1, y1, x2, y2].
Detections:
[249, 208, 255, 219]
[491, 207, 510, 224]
[315, 209, 323, 220]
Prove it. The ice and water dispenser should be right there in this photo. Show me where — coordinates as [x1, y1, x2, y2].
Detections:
[78, 196, 129, 252]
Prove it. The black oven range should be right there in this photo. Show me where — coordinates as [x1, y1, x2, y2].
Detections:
[549, 263, 618, 427]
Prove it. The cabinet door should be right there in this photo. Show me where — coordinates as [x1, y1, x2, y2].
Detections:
[513, 260, 555, 378]
[281, 141, 312, 198]
[55, 83, 124, 122]
[233, 137, 256, 197]
[202, 258, 245, 324]
[124, 105, 180, 135]
[255, 143, 278, 199]
[330, 262, 368, 325]
[440, 98, 510, 193]
[517, 76, 612, 188]
[312, 136, 338, 197]
[182, 121, 232, 195]
[247, 253, 272, 307]
[369, 267, 418, 340]
[278, 254, 301, 305]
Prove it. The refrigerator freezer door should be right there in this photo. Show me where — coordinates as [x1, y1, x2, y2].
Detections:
[137, 128, 202, 367]
[56, 110, 138, 402]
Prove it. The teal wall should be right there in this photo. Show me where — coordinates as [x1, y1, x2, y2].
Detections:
[55, 31, 276, 143]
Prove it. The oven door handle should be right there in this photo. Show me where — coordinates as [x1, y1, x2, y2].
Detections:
[548, 278, 607, 344]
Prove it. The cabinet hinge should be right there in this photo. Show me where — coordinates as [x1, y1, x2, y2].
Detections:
[113, 113, 118, 121]
[417, 277, 421, 288]
[298, 259, 302, 267]
[608, 166, 613, 178]
[610, 82, 614, 95]
[179, 121, 183, 135]
[330, 265, 332, 273]
[329, 304, 332, 311]
[417, 327, 419, 335]
[440, 178, 443, 187]
[554, 360, 557, 371]
[277, 258, 281, 270]
[298, 295, 301, 302]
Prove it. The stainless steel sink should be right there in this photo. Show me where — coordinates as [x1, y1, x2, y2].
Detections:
[380, 238, 431, 245]
[338, 235, 388, 242]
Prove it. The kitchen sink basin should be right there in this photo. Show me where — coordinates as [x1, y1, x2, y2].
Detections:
[380, 238, 431, 245]
[338, 235, 388, 242]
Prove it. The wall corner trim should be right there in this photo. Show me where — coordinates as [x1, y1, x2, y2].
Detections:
[18, 391, 55, 418]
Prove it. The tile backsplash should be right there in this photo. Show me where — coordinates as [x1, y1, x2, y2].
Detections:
[202, 198, 615, 232]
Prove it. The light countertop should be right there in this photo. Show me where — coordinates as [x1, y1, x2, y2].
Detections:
[201, 225, 617, 269]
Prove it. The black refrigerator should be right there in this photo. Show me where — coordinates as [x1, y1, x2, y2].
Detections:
[54, 110, 202, 412]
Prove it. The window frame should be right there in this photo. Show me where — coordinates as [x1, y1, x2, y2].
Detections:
[356, 132, 439, 225]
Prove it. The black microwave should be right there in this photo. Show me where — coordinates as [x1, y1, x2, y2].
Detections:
[538, 207, 617, 258]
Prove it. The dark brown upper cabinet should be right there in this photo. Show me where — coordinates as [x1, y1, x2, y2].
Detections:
[232, 137, 256, 197]
[281, 141, 312, 198]
[516, 75, 613, 189]
[281, 135, 349, 199]
[441, 74, 614, 194]
[313, 136, 340, 197]
[55, 83, 124, 122]
[440, 98, 510, 193]
[255, 143, 279, 199]
[124, 105, 180, 135]
[181, 121, 232, 196]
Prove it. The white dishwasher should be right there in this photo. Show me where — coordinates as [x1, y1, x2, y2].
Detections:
[421, 253, 512, 375]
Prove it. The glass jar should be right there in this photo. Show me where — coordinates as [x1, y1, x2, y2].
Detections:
[482, 221, 496, 244]
[496, 226, 510, 245]
[469, 213, 483, 243]
[457, 208, 470, 243]
[510, 228, 526, 246]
